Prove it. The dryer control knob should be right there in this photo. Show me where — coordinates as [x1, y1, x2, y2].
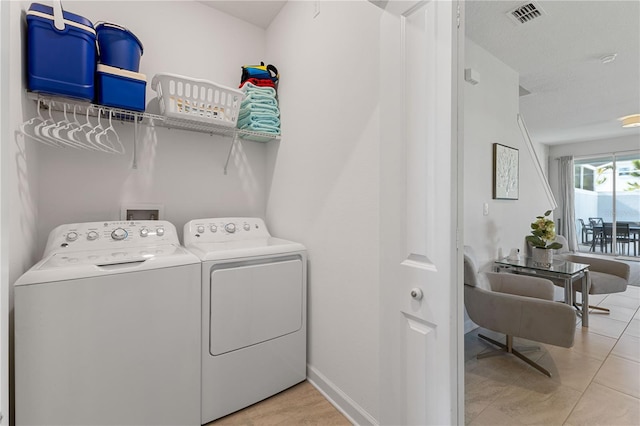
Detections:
[225, 223, 236, 233]
[210, 225, 217, 233]
[243, 224, 250, 231]
[87, 231, 99, 241]
[111, 228, 127, 240]
[197, 225, 205, 234]
[140, 228, 149, 237]
[156, 227, 165, 236]
[66, 232, 79, 242]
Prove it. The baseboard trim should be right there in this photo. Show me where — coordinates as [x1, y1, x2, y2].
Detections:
[307, 365, 378, 426]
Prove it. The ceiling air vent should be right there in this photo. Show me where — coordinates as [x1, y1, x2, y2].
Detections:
[507, 2, 546, 25]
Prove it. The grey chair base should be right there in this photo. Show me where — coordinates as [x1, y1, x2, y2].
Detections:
[575, 302, 610, 313]
[573, 290, 611, 313]
[477, 334, 551, 377]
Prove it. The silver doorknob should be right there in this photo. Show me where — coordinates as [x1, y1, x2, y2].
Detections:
[410, 288, 423, 300]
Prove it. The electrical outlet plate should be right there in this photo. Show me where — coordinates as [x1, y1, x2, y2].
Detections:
[121, 203, 164, 221]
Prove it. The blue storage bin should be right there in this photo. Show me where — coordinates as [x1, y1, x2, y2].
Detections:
[27, 3, 96, 101]
[96, 64, 146, 112]
[96, 23, 144, 72]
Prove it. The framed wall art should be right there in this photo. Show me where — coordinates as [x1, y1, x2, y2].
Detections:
[493, 143, 519, 200]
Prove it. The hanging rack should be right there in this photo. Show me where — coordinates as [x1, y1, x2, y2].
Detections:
[24, 92, 281, 171]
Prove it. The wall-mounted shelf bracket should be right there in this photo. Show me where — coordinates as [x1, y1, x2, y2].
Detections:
[224, 133, 238, 175]
[26, 92, 281, 173]
[132, 116, 139, 169]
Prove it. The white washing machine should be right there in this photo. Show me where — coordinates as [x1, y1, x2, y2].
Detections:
[14, 220, 201, 426]
[183, 217, 307, 424]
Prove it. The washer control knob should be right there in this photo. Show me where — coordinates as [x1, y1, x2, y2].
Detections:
[156, 227, 165, 236]
[111, 228, 127, 241]
[140, 228, 149, 237]
[87, 231, 99, 241]
[210, 225, 217, 233]
[197, 225, 205, 234]
[243, 223, 250, 231]
[225, 223, 236, 233]
[66, 232, 79, 242]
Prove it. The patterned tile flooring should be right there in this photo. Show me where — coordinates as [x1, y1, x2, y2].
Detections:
[465, 285, 640, 425]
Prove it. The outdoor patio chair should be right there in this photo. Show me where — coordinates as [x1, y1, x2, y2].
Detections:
[589, 218, 605, 252]
[614, 223, 633, 256]
[578, 219, 593, 244]
[589, 217, 604, 226]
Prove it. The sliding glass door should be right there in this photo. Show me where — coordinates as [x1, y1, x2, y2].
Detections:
[574, 152, 640, 257]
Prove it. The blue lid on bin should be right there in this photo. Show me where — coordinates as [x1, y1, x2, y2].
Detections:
[27, 3, 95, 34]
[95, 22, 144, 55]
[95, 22, 144, 72]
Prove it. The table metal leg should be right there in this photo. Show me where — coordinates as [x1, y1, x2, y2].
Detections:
[564, 277, 572, 307]
[582, 271, 589, 328]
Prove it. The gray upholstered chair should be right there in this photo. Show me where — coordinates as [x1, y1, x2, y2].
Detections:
[525, 235, 630, 313]
[464, 246, 576, 377]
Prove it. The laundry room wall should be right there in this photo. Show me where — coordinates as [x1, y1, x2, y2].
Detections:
[11, 1, 271, 256]
[265, 2, 381, 423]
[4, 3, 41, 423]
[7, 1, 386, 425]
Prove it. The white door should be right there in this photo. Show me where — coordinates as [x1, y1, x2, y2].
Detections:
[377, 1, 462, 424]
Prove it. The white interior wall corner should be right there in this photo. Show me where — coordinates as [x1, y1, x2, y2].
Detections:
[265, 1, 382, 422]
[5, 2, 42, 424]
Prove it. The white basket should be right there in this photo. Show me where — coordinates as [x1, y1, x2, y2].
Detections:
[151, 73, 244, 127]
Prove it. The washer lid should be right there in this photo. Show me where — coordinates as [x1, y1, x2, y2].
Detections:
[185, 237, 306, 261]
[15, 244, 200, 286]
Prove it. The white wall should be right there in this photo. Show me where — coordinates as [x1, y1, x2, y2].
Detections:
[549, 134, 640, 159]
[4, 3, 43, 423]
[464, 39, 553, 270]
[265, 1, 381, 423]
[7, 1, 385, 424]
[6, 1, 268, 424]
[20, 0, 269, 256]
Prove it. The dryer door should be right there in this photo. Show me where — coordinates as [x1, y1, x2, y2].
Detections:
[209, 257, 303, 356]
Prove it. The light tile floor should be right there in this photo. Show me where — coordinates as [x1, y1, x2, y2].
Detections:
[206, 381, 350, 425]
[465, 285, 640, 425]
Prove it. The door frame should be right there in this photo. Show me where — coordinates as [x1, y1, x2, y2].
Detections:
[1, 0, 9, 422]
[376, 0, 464, 424]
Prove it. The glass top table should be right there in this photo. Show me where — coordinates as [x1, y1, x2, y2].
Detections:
[495, 256, 591, 327]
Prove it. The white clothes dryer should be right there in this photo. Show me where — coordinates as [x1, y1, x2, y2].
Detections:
[183, 217, 307, 424]
[14, 221, 201, 426]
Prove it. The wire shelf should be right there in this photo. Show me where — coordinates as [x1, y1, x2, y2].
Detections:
[26, 91, 281, 141]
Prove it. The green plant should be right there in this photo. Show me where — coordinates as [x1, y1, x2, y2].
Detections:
[595, 159, 640, 191]
[525, 210, 563, 250]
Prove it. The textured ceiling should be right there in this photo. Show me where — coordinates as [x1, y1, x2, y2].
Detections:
[466, 0, 640, 145]
[198, 0, 287, 29]
[198, 1, 638, 146]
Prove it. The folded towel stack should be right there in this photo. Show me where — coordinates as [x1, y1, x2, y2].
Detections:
[237, 81, 280, 135]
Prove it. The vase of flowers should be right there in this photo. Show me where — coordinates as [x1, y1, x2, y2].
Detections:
[525, 210, 562, 267]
